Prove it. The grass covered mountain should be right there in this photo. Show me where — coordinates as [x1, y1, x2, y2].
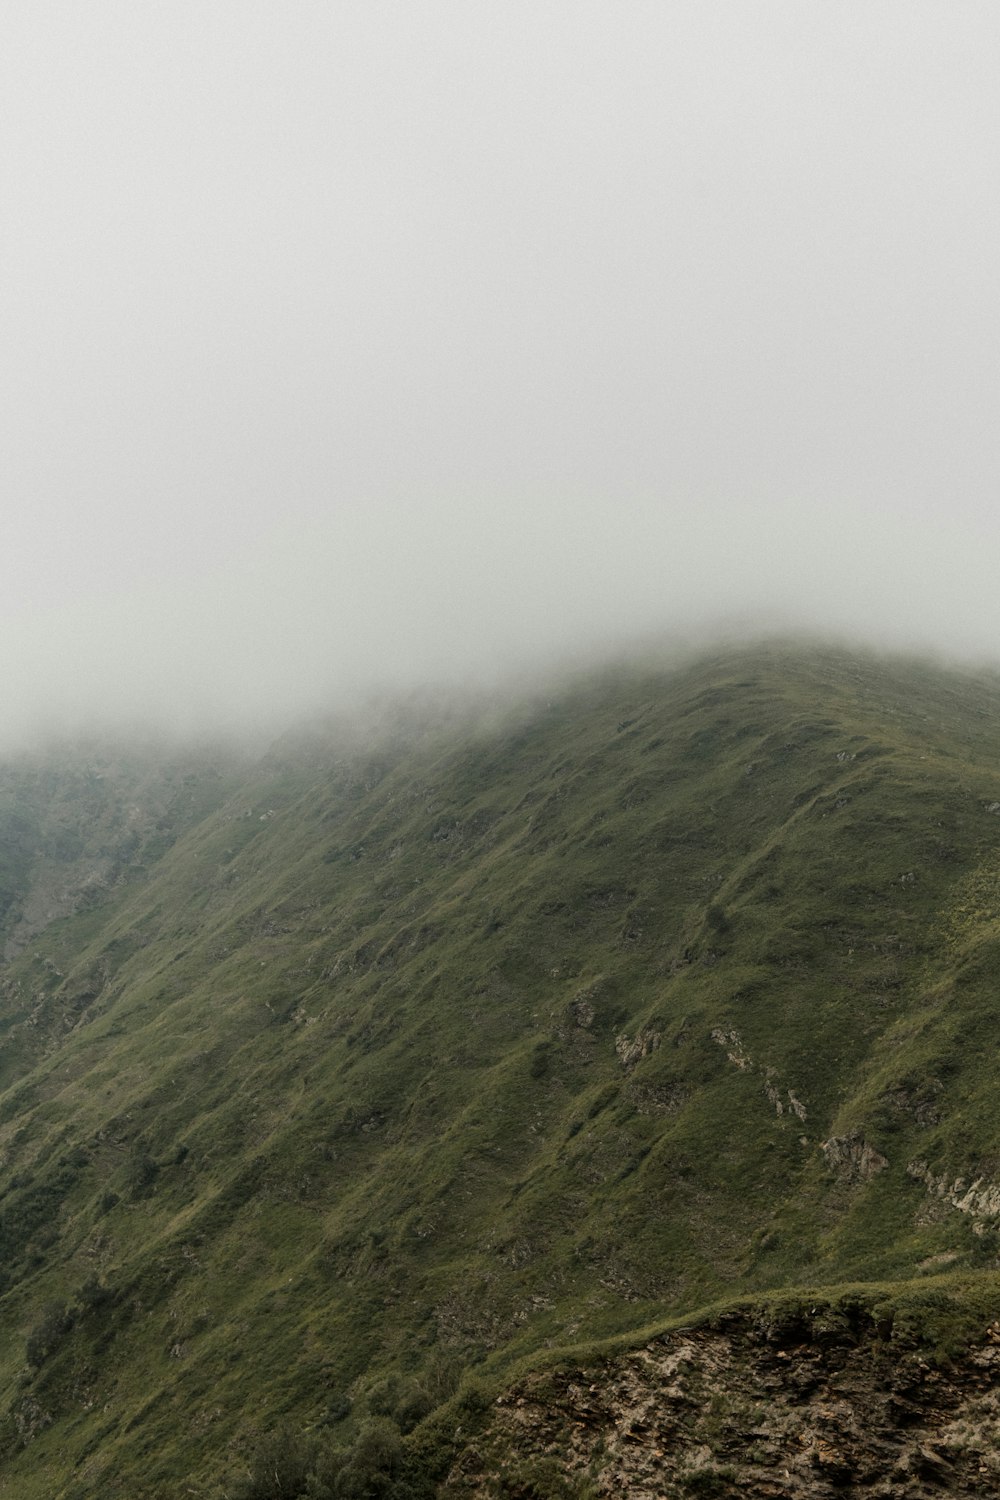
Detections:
[0, 642, 998, 1495]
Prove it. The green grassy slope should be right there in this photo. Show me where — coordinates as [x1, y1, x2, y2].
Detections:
[0, 642, 997, 1494]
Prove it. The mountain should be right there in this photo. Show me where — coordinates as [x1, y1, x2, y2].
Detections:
[0, 642, 997, 1496]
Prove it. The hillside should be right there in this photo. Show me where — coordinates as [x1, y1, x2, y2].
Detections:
[0, 642, 998, 1495]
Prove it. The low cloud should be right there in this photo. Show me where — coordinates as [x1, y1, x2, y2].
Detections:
[1, 3, 998, 742]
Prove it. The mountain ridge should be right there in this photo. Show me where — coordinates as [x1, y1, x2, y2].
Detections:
[0, 641, 996, 1494]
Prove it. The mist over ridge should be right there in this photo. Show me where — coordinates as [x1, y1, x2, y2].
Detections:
[4, 625, 1000, 1493]
[9, 618, 1000, 770]
[2, 2, 998, 743]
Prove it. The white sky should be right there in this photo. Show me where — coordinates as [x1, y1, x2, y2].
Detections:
[1, 2, 998, 735]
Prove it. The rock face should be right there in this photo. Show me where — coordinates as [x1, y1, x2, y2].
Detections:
[615, 1028, 661, 1072]
[443, 1315, 1000, 1498]
[821, 1132, 889, 1182]
[712, 1026, 809, 1123]
[908, 1160, 1000, 1234]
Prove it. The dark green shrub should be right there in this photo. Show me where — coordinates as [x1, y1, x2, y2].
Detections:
[26, 1300, 72, 1368]
[530, 1042, 551, 1079]
[124, 1151, 159, 1199]
[706, 903, 730, 934]
[334, 1418, 409, 1499]
[455, 1379, 489, 1415]
[76, 1274, 116, 1313]
[680, 1465, 738, 1495]
[229, 1426, 322, 1500]
[365, 1375, 432, 1434]
[229, 1419, 430, 1500]
[324, 1392, 352, 1424]
[392, 1387, 432, 1434]
[365, 1375, 399, 1417]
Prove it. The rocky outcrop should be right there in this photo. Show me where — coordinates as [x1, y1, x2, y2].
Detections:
[712, 1026, 808, 1123]
[442, 1314, 1000, 1498]
[908, 1160, 1000, 1234]
[821, 1132, 889, 1182]
[711, 1025, 752, 1071]
[615, 1028, 661, 1072]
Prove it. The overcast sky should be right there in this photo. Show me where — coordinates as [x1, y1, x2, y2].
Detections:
[1, 2, 998, 736]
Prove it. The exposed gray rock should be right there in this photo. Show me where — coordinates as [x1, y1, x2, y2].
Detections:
[908, 1160, 1000, 1233]
[615, 1029, 661, 1072]
[821, 1133, 888, 1182]
[569, 994, 596, 1029]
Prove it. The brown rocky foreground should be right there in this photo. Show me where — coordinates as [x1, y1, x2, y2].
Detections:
[441, 1310, 1000, 1497]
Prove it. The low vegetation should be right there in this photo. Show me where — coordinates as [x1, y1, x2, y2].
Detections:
[0, 642, 995, 1492]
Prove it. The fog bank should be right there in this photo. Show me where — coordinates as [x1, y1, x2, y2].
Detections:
[2, 3, 998, 740]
